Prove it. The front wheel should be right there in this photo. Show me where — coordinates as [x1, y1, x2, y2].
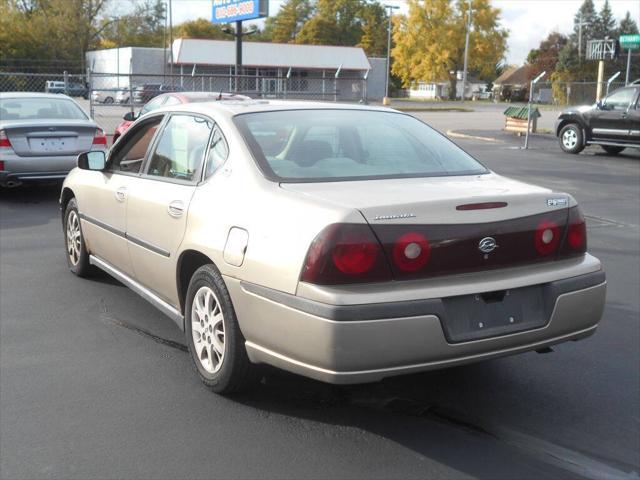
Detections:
[64, 198, 91, 276]
[601, 145, 625, 155]
[185, 264, 255, 394]
[559, 124, 585, 154]
[104, 96, 114, 104]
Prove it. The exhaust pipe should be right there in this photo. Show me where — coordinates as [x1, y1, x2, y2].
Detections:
[2, 180, 23, 188]
[535, 347, 554, 354]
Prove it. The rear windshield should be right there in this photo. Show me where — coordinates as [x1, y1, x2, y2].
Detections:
[0, 97, 88, 121]
[234, 109, 487, 182]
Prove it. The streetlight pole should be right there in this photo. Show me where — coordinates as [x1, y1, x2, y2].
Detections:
[383, 4, 399, 105]
[461, 0, 472, 101]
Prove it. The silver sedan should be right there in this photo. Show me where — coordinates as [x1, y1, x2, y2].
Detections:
[0, 92, 106, 187]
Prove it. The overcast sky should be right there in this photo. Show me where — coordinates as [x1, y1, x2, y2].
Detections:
[164, 0, 640, 65]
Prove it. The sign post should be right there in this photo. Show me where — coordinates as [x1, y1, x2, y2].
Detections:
[620, 34, 640, 85]
[211, 1, 269, 91]
[524, 71, 546, 150]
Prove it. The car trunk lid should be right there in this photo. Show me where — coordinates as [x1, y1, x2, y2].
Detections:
[3, 120, 97, 157]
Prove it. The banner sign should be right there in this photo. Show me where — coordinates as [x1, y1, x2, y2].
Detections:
[211, 0, 269, 24]
[620, 34, 640, 50]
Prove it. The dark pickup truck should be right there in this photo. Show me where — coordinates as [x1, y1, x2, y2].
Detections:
[555, 83, 639, 155]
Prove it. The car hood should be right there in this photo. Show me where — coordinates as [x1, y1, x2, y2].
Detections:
[560, 104, 594, 115]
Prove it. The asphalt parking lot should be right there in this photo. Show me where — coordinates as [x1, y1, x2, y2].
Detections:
[1, 124, 639, 479]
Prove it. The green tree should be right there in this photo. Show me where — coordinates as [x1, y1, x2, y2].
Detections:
[100, 0, 166, 49]
[618, 11, 639, 35]
[358, 2, 388, 56]
[173, 18, 226, 40]
[593, 0, 616, 40]
[263, 0, 312, 43]
[391, 0, 507, 99]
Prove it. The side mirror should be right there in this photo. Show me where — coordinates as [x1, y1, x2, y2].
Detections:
[77, 151, 106, 171]
[596, 100, 604, 110]
[123, 111, 137, 121]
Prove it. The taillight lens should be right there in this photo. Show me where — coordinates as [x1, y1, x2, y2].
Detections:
[534, 220, 560, 256]
[0, 130, 12, 149]
[392, 232, 431, 272]
[560, 206, 587, 255]
[0, 160, 5, 171]
[301, 224, 392, 285]
[92, 128, 108, 146]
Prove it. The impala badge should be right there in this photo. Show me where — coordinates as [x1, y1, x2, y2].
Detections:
[547, 197, 568, 207]
[479, 237, 498, 254]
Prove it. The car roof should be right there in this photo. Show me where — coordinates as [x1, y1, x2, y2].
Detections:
[153, 99, 398, 118]
[0, 92, 74, 100]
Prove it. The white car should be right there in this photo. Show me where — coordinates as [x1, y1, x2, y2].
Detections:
[91, 88, 126, 104]
[60, 101, 606, 394]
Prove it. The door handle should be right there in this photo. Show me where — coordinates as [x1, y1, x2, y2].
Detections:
[115, 186, 127, 202]
[167, 200, 185, 218]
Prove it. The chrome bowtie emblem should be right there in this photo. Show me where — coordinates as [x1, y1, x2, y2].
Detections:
[478, 237, 498, 254]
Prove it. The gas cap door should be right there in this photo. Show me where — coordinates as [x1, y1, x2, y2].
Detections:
[223, 227, 249, 267]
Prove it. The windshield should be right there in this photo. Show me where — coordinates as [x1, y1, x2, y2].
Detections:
[0, 97, 88, 121]
[234, 109, 487, 182]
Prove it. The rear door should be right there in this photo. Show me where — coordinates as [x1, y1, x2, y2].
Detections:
[125, 113, 213, 306]
[79, 115, 164, 277]
[590, 87, 636, 141]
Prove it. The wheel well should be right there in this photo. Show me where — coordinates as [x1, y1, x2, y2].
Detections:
[557, 119, 586, 139]
[177, 250, 214, 314]
[60, 187, 75, 220]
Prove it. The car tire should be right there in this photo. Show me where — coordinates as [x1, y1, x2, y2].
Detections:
[63, 197, 92, 277]
[601, 145, 625, 155]
[104, 97, 114, 104]
[185, 264, 255, 394]
[559, 124, 585, 154]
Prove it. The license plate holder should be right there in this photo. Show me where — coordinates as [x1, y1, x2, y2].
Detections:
[30, 137, 68, 152]
[440, 285, 549, 343]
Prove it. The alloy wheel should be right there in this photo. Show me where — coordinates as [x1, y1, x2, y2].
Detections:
[66, 210, 81, 266]
[191, 286, 225, 374]
[562, 129, 578, 149]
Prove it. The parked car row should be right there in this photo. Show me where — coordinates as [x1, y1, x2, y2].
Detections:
[45, 80, 89, 99]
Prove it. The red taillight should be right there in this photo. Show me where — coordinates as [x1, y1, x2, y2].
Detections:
[0, 160, 5, 171]
[561, 206, 587, 254]
[392, 232, 431, 272]
[534, 220, 560, 256]
[301, 224, 392, 285]
[0, 130, 12, 149]
[92, 128, 107, 146]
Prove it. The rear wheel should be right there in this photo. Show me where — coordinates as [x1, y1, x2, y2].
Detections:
[104, 96, 114, 104]
[64, 197, 91, 277]
[559, 124, 584, 154]
[601, 145, 625, 155]
[185, 264, 255, 394]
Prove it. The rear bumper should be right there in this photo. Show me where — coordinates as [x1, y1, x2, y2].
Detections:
[0, 150, 102, 185]
[226, 263, 606, 384]
[0, 170, 70, 185]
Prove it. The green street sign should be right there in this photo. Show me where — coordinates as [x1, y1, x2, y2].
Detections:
[620, 34, 640, 49]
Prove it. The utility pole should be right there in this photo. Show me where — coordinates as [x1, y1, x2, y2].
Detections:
[461, 0, 472, 101]
[168, 0, 173, 80]
[576, 11, 590, 65]
[383, 4, 400, 105]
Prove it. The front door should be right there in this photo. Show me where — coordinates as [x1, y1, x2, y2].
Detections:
[79, 115, 163, 276]
[126, 114, 213, 306]
[590, 87, 637, 141]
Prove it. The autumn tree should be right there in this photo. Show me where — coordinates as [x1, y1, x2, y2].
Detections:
[294, 0, 389, 56]
[391, 0, 507, 99]
[100, 0, 167, 49]
[263, 0, 312, 43]
[527, 32, 568, 77]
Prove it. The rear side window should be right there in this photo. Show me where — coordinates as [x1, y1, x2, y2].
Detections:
[146, 115, 213, 182]
[108, 117, 163, 174]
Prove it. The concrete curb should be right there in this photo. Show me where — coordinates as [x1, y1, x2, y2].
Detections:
[446, 130, 502, 143]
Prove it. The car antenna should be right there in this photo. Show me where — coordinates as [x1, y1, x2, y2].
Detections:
[217, 89, 223, 101]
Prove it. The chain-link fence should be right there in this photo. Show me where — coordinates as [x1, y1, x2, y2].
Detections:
[87, 70, 368, 135]
[497, 80, 629, 107]
[0, 71, 88, 97]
